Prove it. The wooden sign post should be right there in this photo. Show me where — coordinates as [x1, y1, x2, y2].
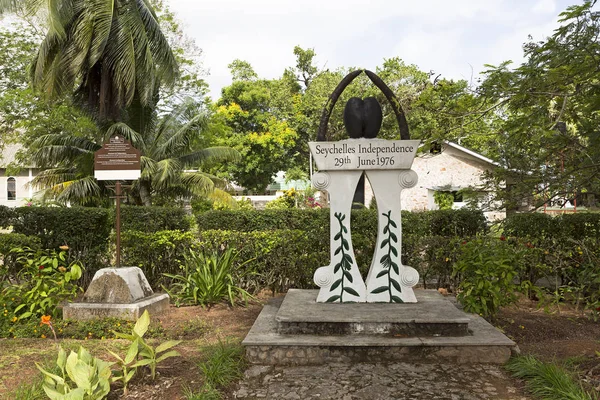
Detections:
[94, 136, 141, 268]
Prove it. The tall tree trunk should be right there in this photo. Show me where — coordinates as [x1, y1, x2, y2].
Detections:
[139, 180, 152, 206]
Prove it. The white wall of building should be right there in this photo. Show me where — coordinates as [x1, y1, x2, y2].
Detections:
[365, 144, 505, 220]
[0, 168, 35, 207]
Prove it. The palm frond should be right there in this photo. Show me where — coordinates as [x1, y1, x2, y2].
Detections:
[180, 171, 216, 197]
[140, 156, 158, 179]
[28, 134, 99, 167]
[53, 175, 103, 204]
[178, 147, 241, 167]
[105, 122, 145, 151]
[156, 112, 208, 159]
[152, 158, 182, 190]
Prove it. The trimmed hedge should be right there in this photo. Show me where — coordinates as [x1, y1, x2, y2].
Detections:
[118, 228, 468, 292]
[195, 209, 488, 237]
[504, 212, 600, 239]
[120, 229, 197, 287]
[119, 205, 191, 232]
[0, 206, 14, 229]
[11, 207, 112, 283]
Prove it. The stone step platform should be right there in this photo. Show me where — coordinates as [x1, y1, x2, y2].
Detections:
[277, 289, 470, 336]
[243, 290, 517, 365]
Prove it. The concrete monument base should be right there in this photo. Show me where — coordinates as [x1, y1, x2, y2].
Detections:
[243, 289, 517, 365]
[63, 266, 170, 321]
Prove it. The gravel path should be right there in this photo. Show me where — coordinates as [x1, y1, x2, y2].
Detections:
[234, 363, 529, 400]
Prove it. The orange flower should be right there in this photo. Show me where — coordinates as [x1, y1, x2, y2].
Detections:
[40, 315, 52, 326]
[59, 245, 69, 251]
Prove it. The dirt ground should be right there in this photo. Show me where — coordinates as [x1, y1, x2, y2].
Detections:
[497, 299, 600, 392]
[0, 294, 598, 399]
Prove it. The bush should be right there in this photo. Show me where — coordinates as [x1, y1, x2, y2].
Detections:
[121, 230, 197, 288]
[11, 207, 111, 284]
[120, 205, 191, 232]
[453, 237, 527, 319]
[504, 212, 600, 239]
[195, 208, 488, 237]
[0, 205, 14, 229]
[0, 233, 41, 274]
[196, 229, 326, 293]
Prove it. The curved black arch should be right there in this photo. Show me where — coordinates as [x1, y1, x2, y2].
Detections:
[316, 69, 411, 141]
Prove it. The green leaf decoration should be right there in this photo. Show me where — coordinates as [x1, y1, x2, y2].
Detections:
[334, 247, 342, 256]
[380, 239, 389, 249]
[326, 295, 341, 303]
[334, 262, 342, 273]
[342, 225, 348, 233]
[391, 247, 398, 257]
[342, 238, 349, 250]
[330, 278, 343, 291]
[341, 214, 346, 221]
[383, 225, 389, 234]
[334, 232, 341, 241]
[391, 296, 404, 303]
[343, 270, 353, 283]
[390, 232, 398, 242]
[343, 287, 360, 297]
[389, 219, 397, 228]
[343, 253, 353, 264]
[390, 278, 402, 292]
[391, 262, 399, 275]
[380, 254, 390, 264]
[376, 270, 388, 278]
[371, 286, 389, 294]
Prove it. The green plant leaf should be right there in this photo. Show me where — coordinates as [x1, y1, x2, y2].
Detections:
[371, 286, 389, 294]
[155, 340, 183, 354]
[132, 359, 154, 367]
[156, 350, 180, 363]
[124, 341, 139, 364]
[133, 310, 150, 338]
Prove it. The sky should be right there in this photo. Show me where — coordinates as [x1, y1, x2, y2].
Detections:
[167, 0, 583, 99]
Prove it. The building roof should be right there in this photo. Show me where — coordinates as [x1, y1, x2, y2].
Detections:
[443, 141, 501, 167]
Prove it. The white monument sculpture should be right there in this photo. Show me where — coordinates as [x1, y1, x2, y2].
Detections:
[309, 70, 421, 303]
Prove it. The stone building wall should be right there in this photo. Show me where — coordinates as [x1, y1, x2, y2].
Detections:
[364, 144, 505, 220]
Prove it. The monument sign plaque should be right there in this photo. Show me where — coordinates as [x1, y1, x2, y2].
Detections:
[309, 70, 421, 303]
[94, 135, 141, 181]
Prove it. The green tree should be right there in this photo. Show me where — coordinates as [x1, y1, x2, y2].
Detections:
[478, 1, 600, 210]
[212, 61, 299, 192]
[0, 21, 99, 154]
[0, 0, 178, 124]
[27, 99, 239, 206]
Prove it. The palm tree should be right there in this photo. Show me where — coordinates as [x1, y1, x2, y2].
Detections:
[28, 99, 240, 206]
[0, 0, 178, 121]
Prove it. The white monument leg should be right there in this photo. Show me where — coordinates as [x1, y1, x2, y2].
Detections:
[313, 171, 367, 303]
[365, 170, 420, 303]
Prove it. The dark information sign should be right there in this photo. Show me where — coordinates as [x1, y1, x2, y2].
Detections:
[94, 136, 141, 171]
